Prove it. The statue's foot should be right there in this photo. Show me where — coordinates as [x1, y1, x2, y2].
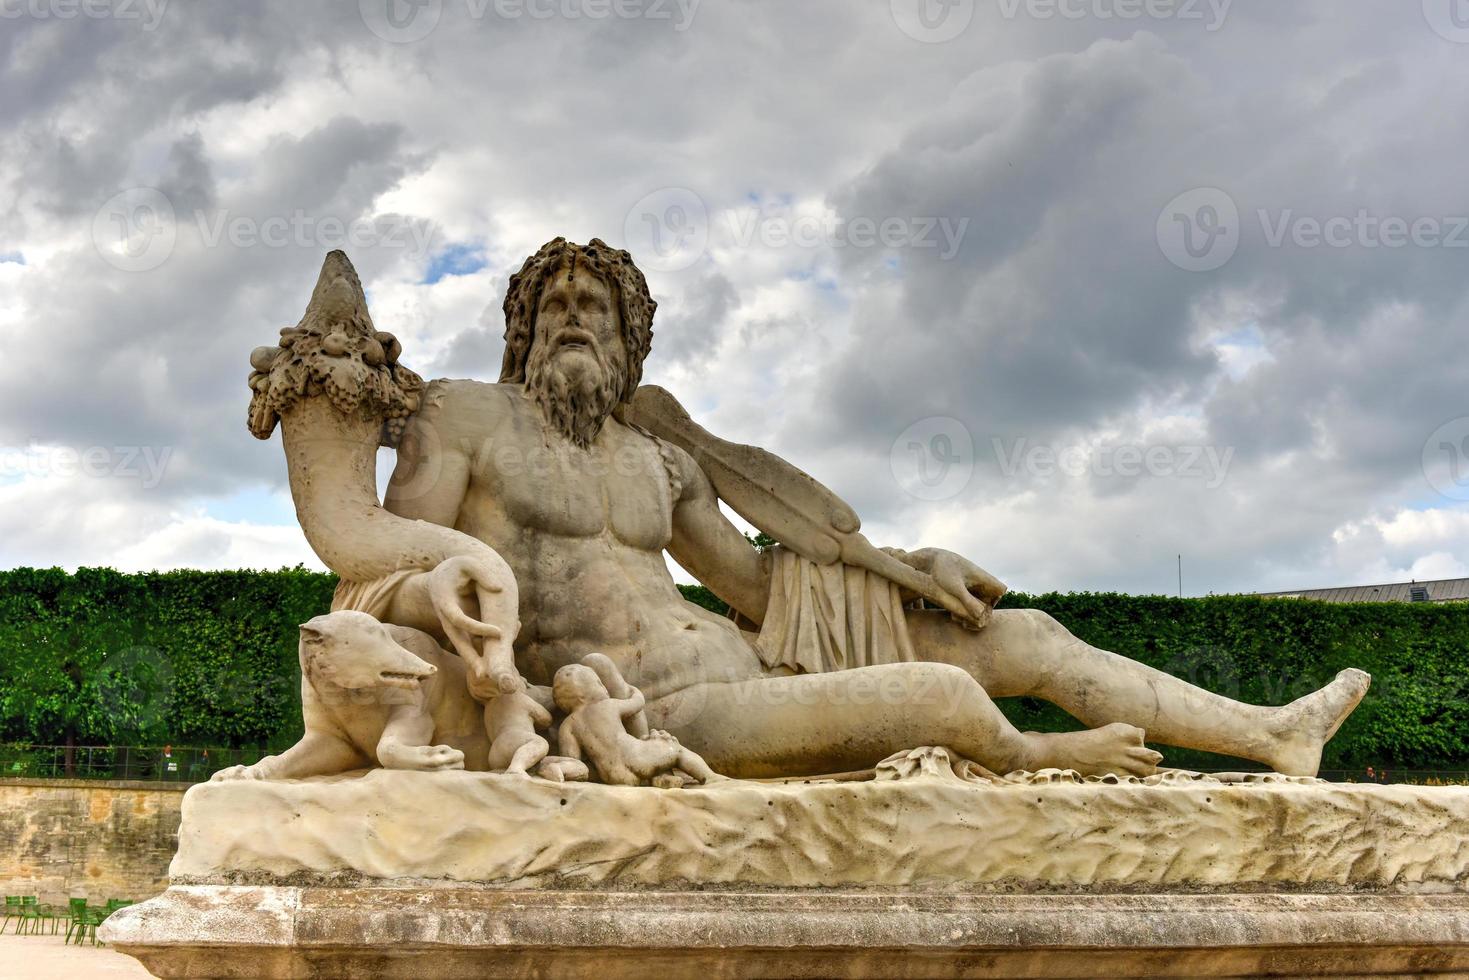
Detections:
[1265, 668, 1372, 777]
[1028, 723, 1163, 778]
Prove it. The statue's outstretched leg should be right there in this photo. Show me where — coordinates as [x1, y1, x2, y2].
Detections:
[905, 609, 1370, 777]
[650, 663, 1162, 780]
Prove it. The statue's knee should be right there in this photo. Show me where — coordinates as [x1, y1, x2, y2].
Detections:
[903, 663, 982, 713]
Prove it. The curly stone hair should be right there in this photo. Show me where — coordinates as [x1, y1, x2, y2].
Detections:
[499, 237, 657, 404]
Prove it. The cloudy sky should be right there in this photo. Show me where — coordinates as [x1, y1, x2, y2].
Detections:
[1, 0, 1467, 597]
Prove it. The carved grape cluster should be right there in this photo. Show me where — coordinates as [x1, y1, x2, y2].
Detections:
[247, 298, 423, 446]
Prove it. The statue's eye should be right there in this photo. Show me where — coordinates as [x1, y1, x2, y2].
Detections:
[541, 297, 566, 314]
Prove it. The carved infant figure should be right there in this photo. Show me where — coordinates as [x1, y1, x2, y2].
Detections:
[484, 685, 554, 775]
[214, 611, 487, 781]
[552, 657, 726, 787]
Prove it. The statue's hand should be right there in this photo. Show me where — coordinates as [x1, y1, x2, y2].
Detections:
[887, 547, 1006, 629]
[427, 555, 524, 696]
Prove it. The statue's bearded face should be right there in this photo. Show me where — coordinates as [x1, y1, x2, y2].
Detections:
[523, 263, 628, 449]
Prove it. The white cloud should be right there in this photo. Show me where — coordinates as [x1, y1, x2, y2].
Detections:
[0, 2, 1465, 596]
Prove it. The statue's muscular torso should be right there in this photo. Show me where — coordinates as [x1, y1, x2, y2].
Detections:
[385, 380, 765, 700]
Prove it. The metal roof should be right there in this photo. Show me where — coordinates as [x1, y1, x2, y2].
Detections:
[1257, 577, 1469, 604]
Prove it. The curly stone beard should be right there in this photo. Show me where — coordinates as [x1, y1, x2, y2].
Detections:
[524, 335, 627, 451]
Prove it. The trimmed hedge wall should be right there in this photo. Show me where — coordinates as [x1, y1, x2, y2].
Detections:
[2, 569, 1467, 769]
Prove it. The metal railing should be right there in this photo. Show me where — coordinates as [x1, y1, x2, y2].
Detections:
[0, 744, 268, 783]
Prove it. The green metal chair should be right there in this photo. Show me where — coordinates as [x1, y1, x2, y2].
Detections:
[1, 896, 20, 933]
[70, 906, 106, 946]
[63, 898, 89, 942]
[14, 900, 43, 935]
[30, 904, 61, 935]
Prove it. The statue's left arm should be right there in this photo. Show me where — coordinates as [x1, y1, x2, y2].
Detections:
[665, 445, 772, 625]
[629, 385, 1004, 627]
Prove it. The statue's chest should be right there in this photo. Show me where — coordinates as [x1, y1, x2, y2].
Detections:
[484, 442, 674, 549]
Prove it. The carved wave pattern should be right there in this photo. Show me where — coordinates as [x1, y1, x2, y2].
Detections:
[173, 769, 1469, 893]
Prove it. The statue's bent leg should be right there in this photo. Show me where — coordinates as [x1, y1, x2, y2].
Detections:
[648, 663, 1161, 780]
[905, 609, 1370, 777]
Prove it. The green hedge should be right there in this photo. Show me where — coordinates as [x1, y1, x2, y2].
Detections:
[2, 569, 1467, 769]
[0, 568, 332, 748]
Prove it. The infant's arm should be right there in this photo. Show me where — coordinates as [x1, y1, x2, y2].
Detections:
[582, 652, 650, 737]
[557, 720, 583, 761]
[613, 689, 646, 719]
[524, 693, 553, 729]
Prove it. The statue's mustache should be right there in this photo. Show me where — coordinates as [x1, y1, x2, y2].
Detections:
[551, 326, 598, 353]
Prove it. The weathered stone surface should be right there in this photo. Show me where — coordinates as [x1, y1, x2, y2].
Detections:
[0, 778, 185, 904]
[170, 769, 1469, 893]
[101, 885, 1469, 978]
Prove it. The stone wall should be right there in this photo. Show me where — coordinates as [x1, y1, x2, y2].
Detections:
[0, 778, 185, 905]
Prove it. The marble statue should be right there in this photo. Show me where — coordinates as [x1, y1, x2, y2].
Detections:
[245, 238, 1368, 783]
[104, 239, 1469, 978]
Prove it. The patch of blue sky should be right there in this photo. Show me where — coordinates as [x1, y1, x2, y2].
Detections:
[423, 242, 488, 284]
[202, 486, 299, 525]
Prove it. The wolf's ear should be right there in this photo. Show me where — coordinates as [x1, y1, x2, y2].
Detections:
[300, 625, 327, 646]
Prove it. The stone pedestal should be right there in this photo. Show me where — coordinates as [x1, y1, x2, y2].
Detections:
[100, 770, 1469, 977]
[104, 886, 1469, 978]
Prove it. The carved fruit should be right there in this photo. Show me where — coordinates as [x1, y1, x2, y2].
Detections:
[323, 332, 351, 357]
[250, 346, 279, 372]
[377, 332, 402, 363]
[363, 338, 385, 367]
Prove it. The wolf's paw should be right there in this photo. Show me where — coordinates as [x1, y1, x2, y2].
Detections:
[210, 764, 266, 782]
[393, 744, 466, 772]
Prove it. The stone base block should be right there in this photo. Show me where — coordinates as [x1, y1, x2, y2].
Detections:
[103, 885, 1469, 978]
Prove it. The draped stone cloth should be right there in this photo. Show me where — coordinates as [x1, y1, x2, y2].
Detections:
[754, 546, 917, 675]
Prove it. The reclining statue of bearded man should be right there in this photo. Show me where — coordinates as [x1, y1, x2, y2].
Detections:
[278, 239, 1369, 781]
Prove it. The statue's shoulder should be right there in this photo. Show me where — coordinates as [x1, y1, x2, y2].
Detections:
[416, 379, 524, 434]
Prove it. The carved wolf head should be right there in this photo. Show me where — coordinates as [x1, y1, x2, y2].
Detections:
[298, 611, 436, 692]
